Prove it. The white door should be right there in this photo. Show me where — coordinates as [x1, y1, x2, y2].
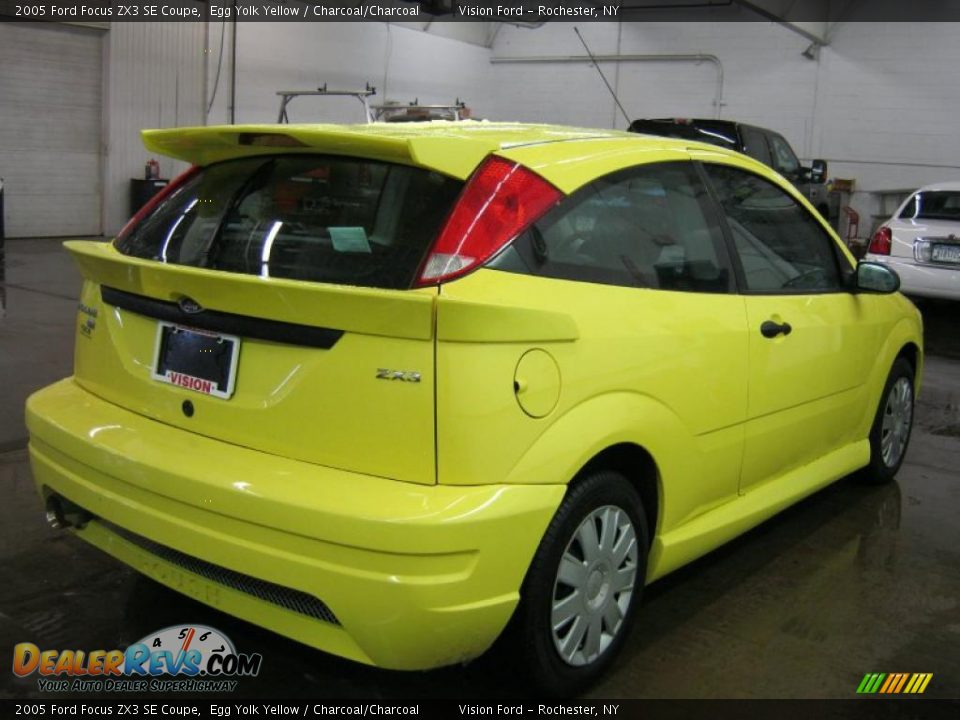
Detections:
[0, 22, 103, 238]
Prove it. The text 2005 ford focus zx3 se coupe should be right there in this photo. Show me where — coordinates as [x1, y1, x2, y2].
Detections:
[27, 123, 921, 693]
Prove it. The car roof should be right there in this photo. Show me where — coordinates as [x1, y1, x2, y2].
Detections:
[910, 181, 960, 193]
[142, 121, 747, 190]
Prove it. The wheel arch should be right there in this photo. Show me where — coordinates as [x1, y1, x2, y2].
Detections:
[896, 341, 921, 380]
[573, 443, 660, 542]
[501, 391, 732, 546]
[855, 316, 924, 438]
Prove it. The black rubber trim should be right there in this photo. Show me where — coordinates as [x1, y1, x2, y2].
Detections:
[101, 518, 340, 625]
[101, 286, 344, 349]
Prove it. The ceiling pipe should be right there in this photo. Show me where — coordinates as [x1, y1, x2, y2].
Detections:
[490, 53, 725, 119]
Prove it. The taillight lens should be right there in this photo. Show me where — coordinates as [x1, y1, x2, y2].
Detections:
[869, 226, 892, 255]
[114, 165, 200, 244]
[417, 156, 562, 285]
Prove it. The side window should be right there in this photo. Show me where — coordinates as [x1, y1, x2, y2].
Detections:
[768, 134, 800, 178]
[740, 126, 772, 166]
[504, 162, 733, 294]
[703, 163, 842, 293]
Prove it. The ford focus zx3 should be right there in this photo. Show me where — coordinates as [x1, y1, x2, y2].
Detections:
[26, 122, 922, 693]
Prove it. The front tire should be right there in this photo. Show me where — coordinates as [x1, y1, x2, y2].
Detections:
[516, 471, 648, 696]
[861, 358, 915, 484]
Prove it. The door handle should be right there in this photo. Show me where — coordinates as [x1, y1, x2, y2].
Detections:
[760, 320, 792, 338]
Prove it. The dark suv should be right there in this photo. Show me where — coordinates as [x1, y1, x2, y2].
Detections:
[629, 118, 833, 221]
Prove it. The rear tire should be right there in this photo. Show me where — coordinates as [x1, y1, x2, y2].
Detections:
[515, 471, 648, 696]
[860, 358, 915, 484]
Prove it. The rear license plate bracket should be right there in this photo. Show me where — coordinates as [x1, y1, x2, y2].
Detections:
[151, 323, 240, 399]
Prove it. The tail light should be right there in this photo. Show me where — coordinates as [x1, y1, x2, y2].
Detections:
[868, 226, 892, 255]
[417, 156, 562, 286]
[115, 165, 200, 244]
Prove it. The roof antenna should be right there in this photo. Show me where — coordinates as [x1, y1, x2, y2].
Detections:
[574, 27, 631, 127]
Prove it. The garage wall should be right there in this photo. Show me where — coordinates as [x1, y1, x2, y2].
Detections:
[815, 22, 960, 193]
[489, 21, 815, 145]
[0, 23, 104, 238]
[12, 20, 956, 238]
[103, 22, 206, 236]
[491, 20, 960, 225]
[206, 22, 493, 126]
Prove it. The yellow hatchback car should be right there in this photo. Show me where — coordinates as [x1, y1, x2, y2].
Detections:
[26, 122, 921, 693]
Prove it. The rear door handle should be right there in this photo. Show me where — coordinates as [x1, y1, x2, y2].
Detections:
[760, 320, 792, 338]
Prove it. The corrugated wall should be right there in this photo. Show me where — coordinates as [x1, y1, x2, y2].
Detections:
[0, 22, 104, 238]
[103, 22, 206, 236]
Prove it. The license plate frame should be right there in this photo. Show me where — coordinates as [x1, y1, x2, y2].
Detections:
[151, 322, 241, 399]
[931, 243, 960, 264]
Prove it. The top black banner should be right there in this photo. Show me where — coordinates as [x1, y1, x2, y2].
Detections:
[2, 0, 960, 23]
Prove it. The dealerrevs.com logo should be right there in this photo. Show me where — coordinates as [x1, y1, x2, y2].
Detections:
[12, 625, 262, 693]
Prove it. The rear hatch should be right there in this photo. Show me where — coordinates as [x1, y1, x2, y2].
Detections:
[69, 150, 464, 485]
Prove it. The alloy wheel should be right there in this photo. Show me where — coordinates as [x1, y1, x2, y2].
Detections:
[880, 377, 913, 468]
[550, 505, 638, 667]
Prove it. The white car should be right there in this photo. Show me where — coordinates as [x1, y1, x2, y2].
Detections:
[865, 181, 960, 300]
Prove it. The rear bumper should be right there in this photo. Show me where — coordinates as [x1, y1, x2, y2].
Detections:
[25, 378, 564, 670]
[866, 253, 960, 301]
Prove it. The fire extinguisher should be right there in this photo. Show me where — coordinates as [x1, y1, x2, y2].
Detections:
[145, 159, 160, 180]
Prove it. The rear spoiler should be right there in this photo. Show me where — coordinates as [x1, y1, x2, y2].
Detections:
[65, 241, 436, 341]
[142, 125, 496, 180]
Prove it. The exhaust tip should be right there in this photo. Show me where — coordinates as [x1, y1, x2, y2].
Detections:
[45, 495, 69, 529]
[44, 491, 92, 530]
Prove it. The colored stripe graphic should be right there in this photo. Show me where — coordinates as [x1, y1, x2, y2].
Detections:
[869, 673, 886, 693]
[879, 674, 896, 693]
[857, 672, 932, 694]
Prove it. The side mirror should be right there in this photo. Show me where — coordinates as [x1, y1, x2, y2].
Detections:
[809, 159, 827, 184]
[856, 261, 900, 294]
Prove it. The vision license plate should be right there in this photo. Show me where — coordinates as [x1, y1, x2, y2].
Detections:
[152, 323, 240, 399]
[931, 244, 960, 264]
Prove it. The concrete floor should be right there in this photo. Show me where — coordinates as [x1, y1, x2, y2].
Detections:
[1, 238, 958, 699]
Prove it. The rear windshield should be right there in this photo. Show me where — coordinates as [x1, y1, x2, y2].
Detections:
[628, 119, 739, 150]
[898, 191, 960, 221]
[116, 155, 464, 289]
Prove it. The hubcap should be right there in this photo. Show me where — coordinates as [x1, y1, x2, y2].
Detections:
[551, 505, 638, 667]
[880, 377, 913, 468]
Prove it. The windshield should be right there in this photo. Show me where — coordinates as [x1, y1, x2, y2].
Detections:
[899, 191, 960, 221]
[116, 155, 463, 289]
